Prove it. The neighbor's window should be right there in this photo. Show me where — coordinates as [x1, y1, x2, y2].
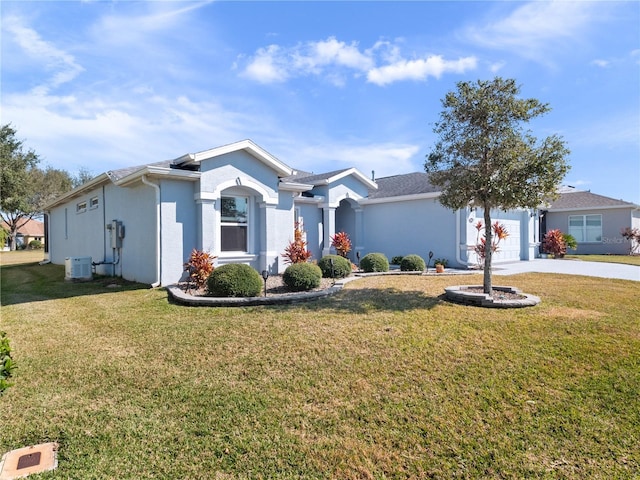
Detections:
[76, 201, 87, 213]
[221, 196, 248, 251]
[568, 214, 602, 242]
[90, 196, 99, 209]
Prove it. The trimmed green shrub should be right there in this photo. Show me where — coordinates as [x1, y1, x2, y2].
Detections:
[28, 240, 43, 249]
[317, 255, 352, 278]
[360, 253, 389, 273]
[207, 263, 263, 297]
[283, 263, 322, 291]
[1, 331, 16, 396]
[391, 256, 404, 265]
[400, 254, 425, 272]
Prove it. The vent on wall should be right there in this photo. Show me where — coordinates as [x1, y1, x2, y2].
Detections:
[65, 256, 92, 281]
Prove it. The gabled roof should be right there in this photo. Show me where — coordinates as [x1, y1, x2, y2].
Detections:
[367, 172, 440, 199]
[283, 167, 377, 189]
[172, 139, 294, 177]
[1, 219, 44, 236]
[546, 190, 639, 211]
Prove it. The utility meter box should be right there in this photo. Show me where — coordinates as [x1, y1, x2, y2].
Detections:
[65, 256, 92, 281]
[110, 220, 125, 248]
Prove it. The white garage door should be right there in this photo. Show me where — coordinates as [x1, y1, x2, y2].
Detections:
[493, 219, 521, 262]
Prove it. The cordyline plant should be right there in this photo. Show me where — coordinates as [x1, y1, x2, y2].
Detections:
[184, 249, 216, 290]
[621, 227, 640, 255]
[331, 231, 352, 258]
[282, 222, 313, 264]
[473, 221, 509, 268]
[543, 229, 566, 258]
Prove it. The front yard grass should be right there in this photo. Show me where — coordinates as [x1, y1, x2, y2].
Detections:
[564, 254, 640, 266]
[1, 262, 638, 478]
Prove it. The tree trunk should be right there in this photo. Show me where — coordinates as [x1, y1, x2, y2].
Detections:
[483, 207, 493, 294]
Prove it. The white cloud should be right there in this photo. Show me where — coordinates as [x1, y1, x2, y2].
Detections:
[463, 1, 601, 62]
[284, 142, 420, 179]
[591, 59, 610, 68]
[3, 15, 84, 94]
[241, 36, 477, 86]
[367, 55, 477, 86]
[243, 45, 290, 83]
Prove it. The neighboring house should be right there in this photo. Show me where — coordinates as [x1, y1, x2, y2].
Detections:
[1, 219, 45, 250]
[540, 187, 640, 255]
[44, 140, 539, 286]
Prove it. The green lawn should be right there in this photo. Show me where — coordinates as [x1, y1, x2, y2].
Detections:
[1, 261, 639, 479]
[564, 254, 640, 266]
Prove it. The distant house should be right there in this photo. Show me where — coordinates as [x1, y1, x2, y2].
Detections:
[540, 187, 640, 255]
[1, 219, 45, 250]
[44, 140, 539, 286]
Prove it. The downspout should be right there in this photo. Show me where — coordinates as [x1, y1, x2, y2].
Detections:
[142, 175, 161, 287]
[455, 208, 472, 268]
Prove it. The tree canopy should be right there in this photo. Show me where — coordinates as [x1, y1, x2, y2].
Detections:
[425, 77, 570, 293]
[0, 124, 74, 250]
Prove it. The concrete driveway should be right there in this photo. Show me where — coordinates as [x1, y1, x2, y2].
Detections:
[492, 258, 640, 282]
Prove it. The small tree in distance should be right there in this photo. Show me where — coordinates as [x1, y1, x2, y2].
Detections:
[425, 77, 570, 294]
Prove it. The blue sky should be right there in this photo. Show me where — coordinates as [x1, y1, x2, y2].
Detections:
[2, 1, 639, 203]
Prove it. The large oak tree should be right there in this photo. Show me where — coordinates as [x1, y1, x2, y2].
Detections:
[425, 78, 570, 293]
[1, 124, 73, 250]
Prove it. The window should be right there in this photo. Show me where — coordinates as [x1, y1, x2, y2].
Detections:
[76, 201, 87, 213]
[90, 196, 99, 209]
[221, 196, 248, 251]
[569, 214, 602, 243]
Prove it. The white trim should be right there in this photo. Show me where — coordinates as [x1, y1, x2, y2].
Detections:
[294, 195, 325, 205]
[547, 204, 639, 213]
[172, 139, 294, 177]
[359, 191, 442, 205]
[209, 178, 278, 205]
[279, 181, 314, 192]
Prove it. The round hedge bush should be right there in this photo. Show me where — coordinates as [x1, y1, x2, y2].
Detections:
[283, 263, 322, 291]
[207, 263, 263, 297]
[400, 254, 425, 272]
[360, 252, 389, 273]
[317, 255, 352, 278]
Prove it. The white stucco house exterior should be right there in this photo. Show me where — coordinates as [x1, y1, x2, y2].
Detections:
[44, 140, 540, 286]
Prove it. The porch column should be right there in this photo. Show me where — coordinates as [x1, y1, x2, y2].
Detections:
[321, 205, 337, 257]
[259, 202, 279, 274]
[353, 206, 364, 259]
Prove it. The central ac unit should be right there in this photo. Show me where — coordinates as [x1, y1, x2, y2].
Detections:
[65, 256, 93, 281]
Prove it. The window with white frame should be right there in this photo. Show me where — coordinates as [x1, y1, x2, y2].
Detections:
[568, 214, 602, 242]
[221, 196, 248, 251]
[76, 201, 87, 213]
[90, 196, 99, 209]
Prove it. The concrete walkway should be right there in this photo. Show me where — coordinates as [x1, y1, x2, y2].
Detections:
[491, 258, 640, 282]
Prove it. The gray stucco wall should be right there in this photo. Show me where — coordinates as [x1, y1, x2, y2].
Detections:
[545, 207, 637, 255]
[47, 181, 159, 284]
[362, 198, 459, 267]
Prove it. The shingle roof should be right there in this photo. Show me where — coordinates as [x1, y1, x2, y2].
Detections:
[107, 160, 173, 182]
[367, 172, 440, 199]
[282, 168, 353, 184]
[547, 191, 637, 210]
[1, 219, 44, 236]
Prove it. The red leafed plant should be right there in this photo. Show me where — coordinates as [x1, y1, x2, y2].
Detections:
[184, 249, 216, 290]
[543, 229, 567, 258]
[473, 221, 510, 267]
[331, 231, 352, 258]
[282, 222, 313, 264]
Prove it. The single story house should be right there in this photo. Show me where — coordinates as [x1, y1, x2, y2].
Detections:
[44, 140, 540, 286]
[1, 219, 45, 250]
[540, 187, 640, 255]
